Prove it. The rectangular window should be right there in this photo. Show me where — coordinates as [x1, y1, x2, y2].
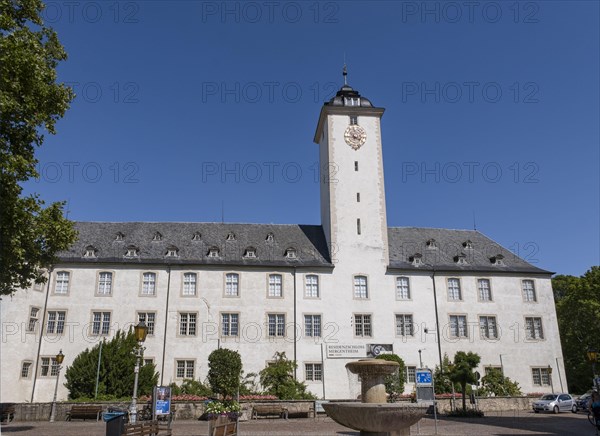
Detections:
[522, 280, 537, 302]
[98, 272, 113, 295]
[305, 363, 323, 381]
[305, 275, 319, 298]
[268, 274, 283, 297]
[221, 313, 239, 337]
[144, 358, 154, 366]
[92, 311, 111, 335]
[406, 366, 416, 383]
[525, 317, 544, 339]
[396, 277, 410, 300]
[176, 360, 195, 379]
[354, 314, 372, 337]
[179, 313, 197, 336]
[55, 271, 70, 294]
[138, 312, 156, 335]
[267, 314, 285, 337]
[225, 273, 239, 297]
[46, 310, 66, 334]
[357, 218, 361, 235]
[449, 315, 468, 338]
[447, 278, 461, 300]
[183, 273, 197, 296]
[354, 276, 368, 299]
[21, 361, 33, 378]
[27, 307, 40, 332]
[532, 367, 551, 386]
[304, 314, 322, 337]
[478, 279, 492, 301]
[484, 366, 502, 375]
[142, 272, 156, 295]
[40, 356, 59, 377]
[479, 316, 498, 339]
[395, 314, 414, 337]
[349, 115, 358, 125]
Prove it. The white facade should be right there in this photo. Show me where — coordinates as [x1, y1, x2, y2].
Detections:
[0, 82, 565, 403]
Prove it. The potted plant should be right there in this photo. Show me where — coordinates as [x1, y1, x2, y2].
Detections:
[206, 400, 240, 435]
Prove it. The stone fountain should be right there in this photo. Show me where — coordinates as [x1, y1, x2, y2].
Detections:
[323, 359, 428, 436]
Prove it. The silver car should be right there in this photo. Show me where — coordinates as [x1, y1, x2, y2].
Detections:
[532, 393, 577, 414]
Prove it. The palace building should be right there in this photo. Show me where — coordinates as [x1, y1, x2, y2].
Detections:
[1, 77, 564, 402]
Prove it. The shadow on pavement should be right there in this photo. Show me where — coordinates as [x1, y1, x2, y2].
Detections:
[1, 426, 36, 433]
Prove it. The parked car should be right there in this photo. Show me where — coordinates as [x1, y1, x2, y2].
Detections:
[532, 393, 577, 414]
[576, 392, 593, 412]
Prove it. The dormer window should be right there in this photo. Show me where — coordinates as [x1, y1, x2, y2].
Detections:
[192, 232, 201, 241]
[115, 232, 125, 241]
[165, 246, 179, 257]
[243, 247, 257, 259]
[208, 247, 220, 258]
[344, 97, 360, 106]
[454, 253, 467, 265]
[285, 247, 297, 259]
[83, 246, 97, 258]
[426, 239, 437, 249]
[349, 115, 358, 125]
[462, 240, 474, 249]
[226, 232, 236, 241]
[409, 253, 423, 266]
[152, 232, 163, 241]
[266, 233, 274, 242]
[490, 254, 505, 266]
[125, 246, 139, 258]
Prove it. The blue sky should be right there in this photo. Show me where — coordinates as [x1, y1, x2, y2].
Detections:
[24, 1, 599, 277]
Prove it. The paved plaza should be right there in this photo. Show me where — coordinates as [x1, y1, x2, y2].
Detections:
[0, 412, 596, 436]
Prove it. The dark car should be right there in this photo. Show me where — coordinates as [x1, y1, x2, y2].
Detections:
[532, 393, 577, 414]
[576, 392, 593, 412]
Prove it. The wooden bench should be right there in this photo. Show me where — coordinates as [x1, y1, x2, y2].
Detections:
[251, 404, 288, 419]
[66, 405, 103, 421]
[123, 420, 172, 436]
[0, 403, 15, 423]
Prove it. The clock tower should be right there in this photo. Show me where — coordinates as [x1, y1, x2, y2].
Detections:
[314, 71, 389, 267]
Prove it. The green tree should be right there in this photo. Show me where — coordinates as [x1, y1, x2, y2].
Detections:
[64, 330, 158, 400]
[0, 0, 77, 295]
[207, 348, 242, 400]
[553, 266, 600, 393]
[479, 368, 522, 397]
[433, 353, 459, 394]
[169, 379, 212, 397]
[448, 351, 481, 412]
[375, 354, 406, 401]
[259, 352, 316, 400]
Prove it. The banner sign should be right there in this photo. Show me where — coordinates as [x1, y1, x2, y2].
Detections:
[326, 344, 366, 358]
[153, 386, 171, 416]
[367, 344, 393, 357]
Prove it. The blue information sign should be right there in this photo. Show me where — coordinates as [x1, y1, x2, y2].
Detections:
[416, 371, 432, 384]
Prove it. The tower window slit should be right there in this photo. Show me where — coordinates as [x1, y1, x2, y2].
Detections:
[357, 219, 361, 235]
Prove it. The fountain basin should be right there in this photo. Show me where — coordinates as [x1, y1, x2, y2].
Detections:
[323, 402, 428, 436]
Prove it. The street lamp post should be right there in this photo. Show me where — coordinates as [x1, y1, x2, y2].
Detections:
[587, 349, 598, 390]
[130, 321, 148, 424]
[547, 365, 554, 394]
[49, 350, 65, 422]
[418, 349, 424, 368]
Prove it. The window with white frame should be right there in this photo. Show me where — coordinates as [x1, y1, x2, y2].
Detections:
[183, 273, 197, 296]
[221, 313, 239, 337]
[406, 366, 416, 383]
[21, 361, 33, 378]
[305, 275, 319, 298]
[267, 313, 285, 337]
[447, 278, 461, 300]
[395, 314, 414, 337]
[354, 275, 368, 299]
[478, 279, 492, 301]
[268, 274, 283, 297]
[98, 272, 113, 295]
[27, 307, 40, 332]
[144, 358, 154, 366]
[522, 280, 537, 302]
[91, 311, 111, 335]
[179, 312, 197, 336]
[142, 272, 156, 295]
[305, 363, 323, 381]
[532, 367, 551, 386]
[225, 273, 239, 296]
[396, 277, 410, 300]
[46, 310, 66, 334]
[479, 316, 498, 339]
[304, 314, 321, 337]
[354, 314, 372, 337]
[525, 317, 544, 339]
[449, 315, 468, 338]
[55, 271, 70, 294]
[40, 356, 60, 377]
[176, 360, 195, 379]
[137, 312, 156, 335]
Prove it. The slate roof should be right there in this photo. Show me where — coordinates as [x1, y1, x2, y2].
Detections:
[59, 222, 550, 274]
